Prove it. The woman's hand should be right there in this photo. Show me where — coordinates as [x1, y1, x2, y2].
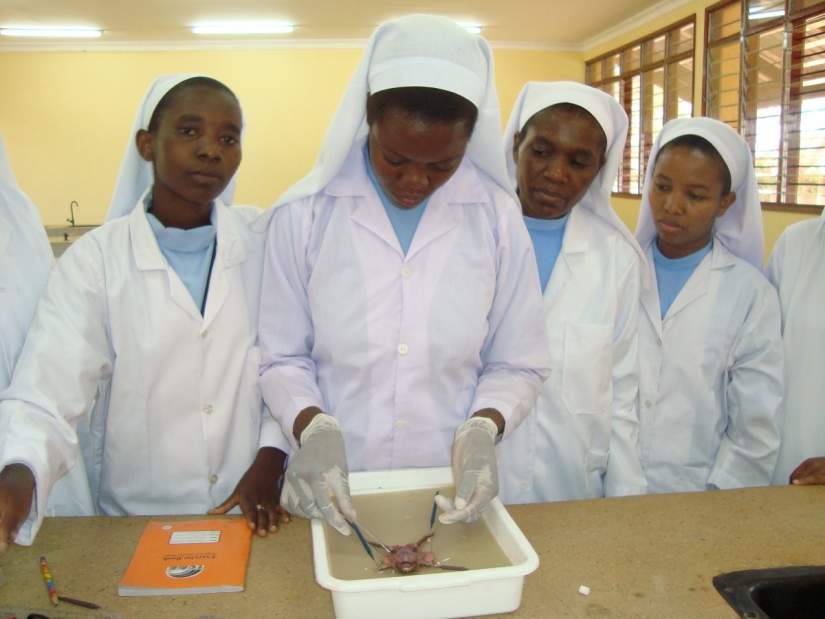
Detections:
[436, 414, 501, 524]
[210, 447, 290, 536]
[0, 464, 35, 553]
[790, 457, 825, 485]
[279, 412, 356, 535]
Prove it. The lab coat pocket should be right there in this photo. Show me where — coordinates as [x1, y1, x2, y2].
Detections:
[561, 322, 613, 415]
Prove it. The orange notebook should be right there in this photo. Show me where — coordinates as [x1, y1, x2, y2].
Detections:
[119, 518, 252, 596]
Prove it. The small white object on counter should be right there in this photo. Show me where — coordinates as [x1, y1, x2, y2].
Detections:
[578, 584, 591, 596]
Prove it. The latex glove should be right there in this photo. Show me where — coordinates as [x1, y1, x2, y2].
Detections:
[279, 413, 356, 535]
[435, 417, 499, 524]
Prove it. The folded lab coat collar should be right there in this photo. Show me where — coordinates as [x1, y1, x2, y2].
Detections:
[560, 207, 591, 255]
[541, 207, 591, 302]
[326, 143, 491, 259]
[129, 189, 246, 272]
[642, 235, 736, 271]
[641, 235, 737, 330]
[324, 140, 491, 206]
[708, 235, 737, 271]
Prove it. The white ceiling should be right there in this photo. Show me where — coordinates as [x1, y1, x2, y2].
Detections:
[0, 0, 670, 49]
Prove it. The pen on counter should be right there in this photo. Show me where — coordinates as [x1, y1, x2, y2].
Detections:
[58, 595, 102, 610]
[39, 555, 58, 606]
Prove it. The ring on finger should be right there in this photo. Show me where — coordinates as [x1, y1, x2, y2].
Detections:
[255, 504, 265, 510]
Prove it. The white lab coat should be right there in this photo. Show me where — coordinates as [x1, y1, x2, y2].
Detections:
[259, 146, 550, 470]
[0, 198, 288, 544]
[0, 184, 52, 390]
[766, 217, 825, 484]
[638, 240, 783, 492]
[498, 206, 647, 503]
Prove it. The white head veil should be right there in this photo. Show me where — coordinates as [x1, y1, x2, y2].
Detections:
[502, 81, 645, 269]
[274, 14, 511, 207]
[0, 134, 48, 238]
[0, 134, 53, 388]
[635, 117, 764, 269]
[0, 135, 18, 187]
[105, 74, 238, 221]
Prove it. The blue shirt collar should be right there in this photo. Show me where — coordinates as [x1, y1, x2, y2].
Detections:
[524, 212, 570, 231]
[144, 192, 216, 253]
[653, 238, 712, 271]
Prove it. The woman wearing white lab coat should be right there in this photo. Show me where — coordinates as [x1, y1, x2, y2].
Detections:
[496, 82, 647, 503]
[260, 16, 549, 532]
[0, 75, 288, 546]
[0, 136, 94, 527]
[0, 135, 52, 391]
[766, 211, 825, 484]
[635, 118, 783, 493]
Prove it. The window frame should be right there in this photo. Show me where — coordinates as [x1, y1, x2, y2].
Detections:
[703, 0, 825, 213]
[586, 16, 697, 198]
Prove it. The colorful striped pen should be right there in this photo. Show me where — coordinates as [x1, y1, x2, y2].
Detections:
[39, 555, 58, 606]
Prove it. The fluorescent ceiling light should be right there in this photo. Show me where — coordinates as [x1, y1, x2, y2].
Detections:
[0, 27, 102, 38]
[459, 23, 483, 34]
[191, 22, 294, 35]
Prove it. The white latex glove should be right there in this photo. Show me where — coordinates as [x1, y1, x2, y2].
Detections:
[435, 416, 499, 524]
[279, 413, 356, 535]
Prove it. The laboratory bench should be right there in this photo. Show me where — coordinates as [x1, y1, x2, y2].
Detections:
[1, 485, 821, 618]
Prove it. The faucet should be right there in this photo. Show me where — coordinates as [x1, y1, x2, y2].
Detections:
[67, 200, 78, 227]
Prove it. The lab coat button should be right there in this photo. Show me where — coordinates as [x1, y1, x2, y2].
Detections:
[397, 343, 409, 355]
[400, 266, 411, 278]
[394, 419, 407, 429]
[209, 474, 218, 484]
[203, 404, 213, 415]
[644, 400, 652, 408]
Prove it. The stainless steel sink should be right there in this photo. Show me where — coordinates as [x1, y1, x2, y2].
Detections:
[45, 225, 97, 257]
[45, 225, 97, 240]
[713, 566, 825, 618]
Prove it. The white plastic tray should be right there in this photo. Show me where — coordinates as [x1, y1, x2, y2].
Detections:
[311, 467, 539, 619]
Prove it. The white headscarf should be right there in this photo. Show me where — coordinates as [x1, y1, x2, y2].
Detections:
[274, 14, 510, 207]
[635, 117, 764, 269]
[0, 135, 18, 187]
[0, 134, 48, 239]
[502, 81, 645, 270]
[0, 134, 53, 390]
[105, 74, 238, 221]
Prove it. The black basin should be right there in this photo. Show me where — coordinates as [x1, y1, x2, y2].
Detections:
[713, 565, 825, 618]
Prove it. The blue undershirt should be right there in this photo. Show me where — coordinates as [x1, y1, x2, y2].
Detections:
[145, 196, 216, 314]
[524, 213, 570, 293]
[653, 238, 712, 318]
[364, 146, 428, 255]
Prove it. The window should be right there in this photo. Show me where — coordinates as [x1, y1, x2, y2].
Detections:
[587, 19, 696, 195]
[705, 0, 825, 209]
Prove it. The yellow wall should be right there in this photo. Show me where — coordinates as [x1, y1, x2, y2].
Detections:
[0, 47, 582, 226]
[586, 0, 816, 262]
